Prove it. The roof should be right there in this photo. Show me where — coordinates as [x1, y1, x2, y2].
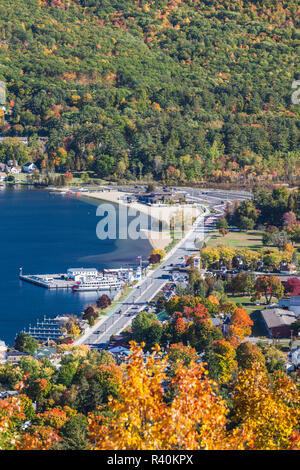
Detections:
[33, 347, 57, 359]
[7, 349, 29, 356]
[211, 318, 222, 327]
[0, 391, 18, 399]
[260, 308, 298, 329]
[23, 162, 36, 167]
[67, 267, 98, 272]
[108, 346, 131, 354]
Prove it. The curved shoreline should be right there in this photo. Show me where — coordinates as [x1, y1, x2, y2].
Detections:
[78, 189, 203, 250]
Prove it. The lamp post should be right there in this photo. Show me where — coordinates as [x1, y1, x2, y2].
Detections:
[137, 256, 142, 279]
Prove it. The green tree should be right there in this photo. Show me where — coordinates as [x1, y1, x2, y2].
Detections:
[14, 332, 39, 355]
[131, 311, 159, 344]
[57, 414, 89, 450]
[216, 218, 228, 230]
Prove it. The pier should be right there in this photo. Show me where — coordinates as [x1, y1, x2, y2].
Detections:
[19, 272, 75, 290]
[22, 316, 66, 340]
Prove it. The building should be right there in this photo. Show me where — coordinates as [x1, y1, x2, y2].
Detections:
[287, 348, 300, 369]
[8, 166, 21, 174]
[0, 340, 7, 364]
[6, 350, 30, 364]
[0, 172, 6, 182]
[260, 308, 298, 338]
[23, 162, 37, 173]
[279, 296, 300, 315]
[137, 191, 181, 205]
[67, 268, 99, 280]
[0, 136, 28, 145]
[0, 391, 18, 400]
[0, 81, 6, 105]
[33, 347, 57, 361]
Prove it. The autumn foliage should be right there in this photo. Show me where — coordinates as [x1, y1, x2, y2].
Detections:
[88, 342, 249, 450]
[232, 363, 300, 450]
[228, 308, 253, 345]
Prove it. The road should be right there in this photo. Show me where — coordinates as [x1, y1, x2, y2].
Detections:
[75, 187, 251, 347]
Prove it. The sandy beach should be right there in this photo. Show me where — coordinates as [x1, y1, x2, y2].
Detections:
[83, 190, 203, 250]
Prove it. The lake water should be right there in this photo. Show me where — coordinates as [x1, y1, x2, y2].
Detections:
[0, 187, 152, 345]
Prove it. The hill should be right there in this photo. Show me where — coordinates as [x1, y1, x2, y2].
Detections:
[0, 0, 299, 184]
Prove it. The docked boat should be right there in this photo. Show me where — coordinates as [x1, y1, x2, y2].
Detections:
[72, 275, 124, 292]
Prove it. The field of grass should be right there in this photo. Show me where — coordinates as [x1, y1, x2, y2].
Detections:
[226, 295, 271, 314]
[206, 229, 264, 250]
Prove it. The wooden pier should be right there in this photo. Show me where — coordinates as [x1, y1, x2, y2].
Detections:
[20, 273, 75, 290]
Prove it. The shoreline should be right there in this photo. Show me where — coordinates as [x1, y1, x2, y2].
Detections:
[0, 188, 153, 345]
[80, 190, 203, 251]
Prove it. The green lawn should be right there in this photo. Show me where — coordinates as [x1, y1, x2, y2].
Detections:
[226, 295, 270, 314]
[207, 229, 264, 250]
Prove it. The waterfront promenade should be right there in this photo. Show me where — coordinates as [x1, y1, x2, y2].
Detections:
[75, 186, 251, 346]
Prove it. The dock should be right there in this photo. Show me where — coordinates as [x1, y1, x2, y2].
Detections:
[20, 273, 75, 289]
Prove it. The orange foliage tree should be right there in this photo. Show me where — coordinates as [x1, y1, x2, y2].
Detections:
[0, 395, 60, 450]
[228, 308, 253, 344]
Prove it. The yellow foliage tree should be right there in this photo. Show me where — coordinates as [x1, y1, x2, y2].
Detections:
[88, 342, 251, 450]
[151, 248, 166, 259]
[232, 362, 300, 450]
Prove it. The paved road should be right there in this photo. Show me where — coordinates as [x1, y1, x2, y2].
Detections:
[75, 188, 251, 347]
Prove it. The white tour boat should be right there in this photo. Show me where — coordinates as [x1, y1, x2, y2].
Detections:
[72, 275, 124, 292]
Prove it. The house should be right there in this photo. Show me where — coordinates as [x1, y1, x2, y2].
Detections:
[279, 262, 298, 274]
[279, 295, 300, 315]
[0, 340, 7, 364]
[0, 136, 28, 145]
[260, 308, 298, 338]
[6, 349, 30, 364]
[0, 391, 19, 400]
[290, 348, 300, 368]
[23, 162, 37, 173]
[0, 172, 6, 182]
[0, 163, 7, 172]
[8, 165, 21, 174]
[33, 347, 57, 361]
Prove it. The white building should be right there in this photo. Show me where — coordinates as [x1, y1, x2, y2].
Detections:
[0, 340, 7, 364]
[23, 162, 37, 173]
[67, 268, 99, 280]
[9, 166, 21, 174]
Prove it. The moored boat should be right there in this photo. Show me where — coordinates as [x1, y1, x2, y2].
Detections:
[72, 276, 124, 292]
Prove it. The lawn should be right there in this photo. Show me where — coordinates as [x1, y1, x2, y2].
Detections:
[226, 295, 270, 314]
[206, 229, 264, 250]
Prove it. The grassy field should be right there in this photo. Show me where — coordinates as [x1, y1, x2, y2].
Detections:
[206, 229, 264, 250]
[226, 295, 273, 314]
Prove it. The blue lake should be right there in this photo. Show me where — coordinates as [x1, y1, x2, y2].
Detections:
[0, 188, 151, 345]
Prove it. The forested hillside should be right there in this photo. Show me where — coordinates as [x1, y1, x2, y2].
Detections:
[0, 0, 299, 183]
